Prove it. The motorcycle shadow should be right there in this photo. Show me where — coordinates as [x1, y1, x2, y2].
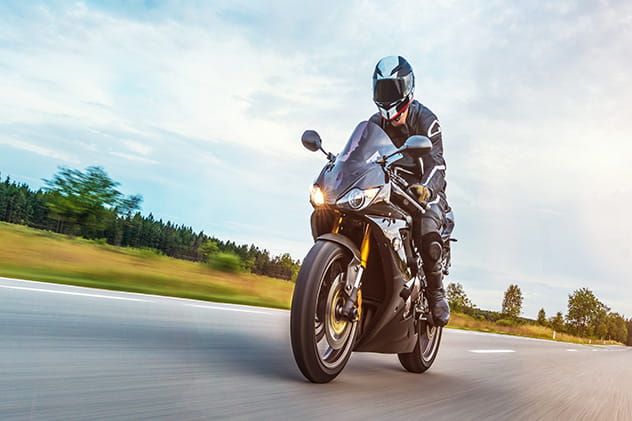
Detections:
[199, 328, 301, 381]
[201, 329, 418, 383]
[198, 324, 470, 386]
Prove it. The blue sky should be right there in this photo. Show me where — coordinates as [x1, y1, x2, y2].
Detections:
[1, 1, 631, 319]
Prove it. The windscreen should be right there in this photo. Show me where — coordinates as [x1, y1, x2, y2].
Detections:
[317, 121, 396, 203]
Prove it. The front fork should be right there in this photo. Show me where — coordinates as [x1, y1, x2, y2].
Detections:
[340, 223, 370, 321]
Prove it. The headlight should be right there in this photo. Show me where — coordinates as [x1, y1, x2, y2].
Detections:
[337, 187, 380, 210]
[347, 189, 365, 209]
[310, 185, 325, 206]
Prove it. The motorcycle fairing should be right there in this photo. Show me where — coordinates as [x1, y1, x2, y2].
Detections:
[314, 121, 394, 207]
[310, 121, 424, 354]
[352, 216, 418, 354]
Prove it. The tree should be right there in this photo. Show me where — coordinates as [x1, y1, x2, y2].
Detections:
[446, 282, 473, 312]
[605, 313, 628, 343]
[44, 166, 141, 235]
[566, 288, 608, 337]
[593, 308, 609, 340]
[627, 318, 632, 346]
[549, 311, 565, 333]
[199, 240, 220, 262]
[501, 284, 523, 319]
[537, 308, 547, 326]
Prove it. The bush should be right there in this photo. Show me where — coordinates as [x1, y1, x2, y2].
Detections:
[496, 318, 517, 327]
[137, 247, 164, 258]
[199, 240, 219, 263]
[210, 252, 242, 273]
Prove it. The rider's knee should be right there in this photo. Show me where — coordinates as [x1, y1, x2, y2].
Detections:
[421, 233, 442, 263]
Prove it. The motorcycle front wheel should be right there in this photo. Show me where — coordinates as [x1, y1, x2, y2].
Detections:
[290, 240, 357, 383]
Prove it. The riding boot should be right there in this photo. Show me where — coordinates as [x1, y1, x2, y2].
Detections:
[424, 240, 450, 327]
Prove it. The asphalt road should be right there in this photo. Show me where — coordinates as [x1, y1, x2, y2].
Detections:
[1, 277, 631, 420]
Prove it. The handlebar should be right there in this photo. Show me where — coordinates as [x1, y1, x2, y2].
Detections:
[377, 154, 430, 214]
[389, 174, 429, 214]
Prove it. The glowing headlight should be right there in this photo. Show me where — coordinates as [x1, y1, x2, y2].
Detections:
[337, 187, 380, 210]
[310, 185, 325, 206]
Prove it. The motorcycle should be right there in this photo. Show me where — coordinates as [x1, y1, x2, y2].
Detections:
[290, 120, 455, 383]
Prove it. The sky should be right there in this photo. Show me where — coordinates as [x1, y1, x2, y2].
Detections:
[1, 0, 631, 319]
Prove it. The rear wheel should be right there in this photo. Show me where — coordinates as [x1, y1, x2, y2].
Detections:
[290, 241, 357, 383]
[398, 305, 443, 373]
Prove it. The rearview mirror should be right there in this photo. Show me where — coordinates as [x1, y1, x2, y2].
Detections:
[301, 130, 322, 152]
[401, 135, 432, 158]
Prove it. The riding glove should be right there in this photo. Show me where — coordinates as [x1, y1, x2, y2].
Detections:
[409, 184, 431, 203]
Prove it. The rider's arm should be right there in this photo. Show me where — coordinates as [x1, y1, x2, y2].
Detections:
[419, 112, 446, 201]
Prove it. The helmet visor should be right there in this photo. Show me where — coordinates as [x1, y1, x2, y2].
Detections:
[373, 78, 412, 106]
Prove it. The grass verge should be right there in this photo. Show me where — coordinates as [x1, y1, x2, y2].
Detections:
[0, 222, 293, 309]
[448, 312, 622, 345]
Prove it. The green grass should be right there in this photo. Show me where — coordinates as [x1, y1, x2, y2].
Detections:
[448, 312, 623, 345]
[0, 222, 293, 309]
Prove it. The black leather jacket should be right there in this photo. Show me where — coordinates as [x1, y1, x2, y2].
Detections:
[369, 100, 447, 205]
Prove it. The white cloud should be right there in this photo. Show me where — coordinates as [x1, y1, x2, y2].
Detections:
[109, 151, 158, 165]
[0, 136, 79, 164]
[121, 140, 152, 156]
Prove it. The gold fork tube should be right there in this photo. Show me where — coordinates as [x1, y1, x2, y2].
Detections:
[360, 224, 371, 267]
[332, 214, 343, 234]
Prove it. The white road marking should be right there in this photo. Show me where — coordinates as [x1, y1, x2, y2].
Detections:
[566, 349, 578, 352]
[0, 284, 149, 302]
[1, 277, 288, 314]
[190, 304, 268, 314]
[469, 349, 516, 353]
[448, 329, 545, 342]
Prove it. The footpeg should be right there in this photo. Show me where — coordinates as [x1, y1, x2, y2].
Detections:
[400, 277, 421, 302]
[400, 285, 412, 301]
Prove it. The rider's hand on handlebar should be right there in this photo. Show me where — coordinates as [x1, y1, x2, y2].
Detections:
[409, 184, 431, 203]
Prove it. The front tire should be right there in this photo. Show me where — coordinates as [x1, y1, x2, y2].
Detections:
[290, 241, 357, 383]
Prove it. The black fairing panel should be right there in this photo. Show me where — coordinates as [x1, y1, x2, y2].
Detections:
[356, 313, 417, 353]
[310, 209, 337, 240]
[354, 219, 417, 354]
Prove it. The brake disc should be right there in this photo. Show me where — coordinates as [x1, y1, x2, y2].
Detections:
[324, 275, 351, 350]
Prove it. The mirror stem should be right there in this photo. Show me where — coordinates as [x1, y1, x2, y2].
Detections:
[320, 147, 335, 162]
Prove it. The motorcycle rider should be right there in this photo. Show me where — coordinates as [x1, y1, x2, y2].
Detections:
[369, 55, 452, 327]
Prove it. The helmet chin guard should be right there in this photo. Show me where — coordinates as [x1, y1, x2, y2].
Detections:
[377, 96, 413, 120]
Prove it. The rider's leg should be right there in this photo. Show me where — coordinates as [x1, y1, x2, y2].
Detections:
[415, 204, 450, 327]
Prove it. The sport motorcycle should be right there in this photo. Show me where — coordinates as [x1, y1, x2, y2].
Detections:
[291, 120, 455, 383]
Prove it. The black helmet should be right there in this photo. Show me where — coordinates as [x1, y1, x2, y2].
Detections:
[372, 56, 415, 120]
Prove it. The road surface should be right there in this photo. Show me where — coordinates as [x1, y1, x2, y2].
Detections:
[1, 277, 630, 420]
